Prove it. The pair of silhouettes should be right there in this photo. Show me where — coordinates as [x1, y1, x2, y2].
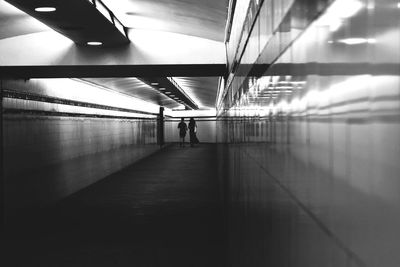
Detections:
[177, 118, 198, 147]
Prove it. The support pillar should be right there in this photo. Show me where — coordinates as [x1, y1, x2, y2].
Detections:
[157, 107, 164, 147]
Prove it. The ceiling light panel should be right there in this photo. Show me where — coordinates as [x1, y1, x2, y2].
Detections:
[87, 41, 103, 46]
[7, 0, 129, 46]
[139, 78, 198, 110]
[34, 7, 56, 12]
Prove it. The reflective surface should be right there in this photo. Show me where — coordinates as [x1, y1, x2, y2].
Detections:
[2, 79, 159, 224]
[219, 0, 400, 266]
[101, 0, 228, 42]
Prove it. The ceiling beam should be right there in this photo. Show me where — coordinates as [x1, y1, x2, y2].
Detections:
[0, 65, 227, 79]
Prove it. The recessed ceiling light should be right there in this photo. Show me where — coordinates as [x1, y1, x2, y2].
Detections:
[35, 7, 56, 12]
[151, 82, 158, 85]
[159, 87, 165, 90]
[87, 41, 103, 46]
[165, 92, 171, 94]
[170, 95, 175, 97]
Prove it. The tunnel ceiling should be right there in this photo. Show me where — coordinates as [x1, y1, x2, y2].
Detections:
[81, 78, 179, 110]
[0, 0, 50, 40]
[100, 0, 228, 42]
[83, 77, 219, 110]
[0, 0, 228, 110]
[0, 0, 228, 42]
[173, 77, 220, 109]
[4, 0, 129, 46]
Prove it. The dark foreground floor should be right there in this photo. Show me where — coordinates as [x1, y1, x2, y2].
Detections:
[2, 144, 224, 267]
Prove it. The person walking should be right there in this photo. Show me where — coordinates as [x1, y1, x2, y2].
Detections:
[188, 117, 197, 147]
[177, 118, 188, 147]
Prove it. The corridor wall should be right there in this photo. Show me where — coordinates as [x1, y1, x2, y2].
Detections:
[218, 0, 400, 266]
[1, 79, 159, 226]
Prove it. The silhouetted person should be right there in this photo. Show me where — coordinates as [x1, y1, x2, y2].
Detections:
[177, 118, 187, 147]
[188, 117, 197, 147]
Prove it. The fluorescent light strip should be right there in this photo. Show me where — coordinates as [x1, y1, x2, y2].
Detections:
[337, 38, 376, 45]
[87, 41, 103, 46]
[35, 7, 56, 12]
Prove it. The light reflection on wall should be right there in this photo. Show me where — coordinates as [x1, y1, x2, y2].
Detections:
[218, 0, 400, 265]
[315, 0, 364, 32]
[30, 78, 161, 115]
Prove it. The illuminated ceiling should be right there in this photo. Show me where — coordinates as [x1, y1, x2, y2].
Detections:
[81, 77, 219, 110]
[0, 0, 229, 110]
[101, 0, 228, 42]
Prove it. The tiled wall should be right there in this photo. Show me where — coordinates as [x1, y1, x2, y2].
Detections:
[2, 79, 159, 223]
[218, 0, 400, 266]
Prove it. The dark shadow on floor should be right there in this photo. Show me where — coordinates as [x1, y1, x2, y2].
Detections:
[2, 144, 225, 267]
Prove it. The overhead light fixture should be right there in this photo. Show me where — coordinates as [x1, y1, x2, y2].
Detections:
[35, 7, 56, 12]
[159, 87, 166, 90]
[291, 81, 306, 86]
[170, 95, 175, 97]
[337, 38, 376, 45]
[151, 82, 159, 85]
[165, 92, 171, 94]
[87, 41, 103, 46]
